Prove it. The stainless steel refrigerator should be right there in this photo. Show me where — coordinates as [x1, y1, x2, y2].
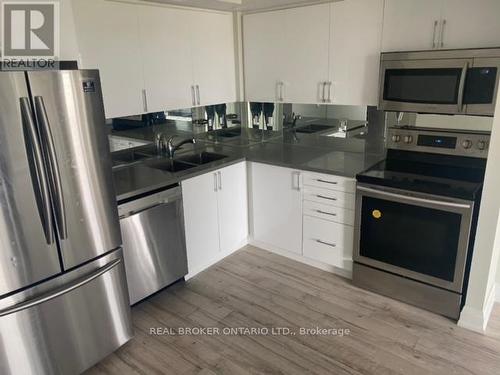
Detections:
[0, 70, 133, 375]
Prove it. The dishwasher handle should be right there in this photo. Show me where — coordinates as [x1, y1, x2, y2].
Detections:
[118, 186, 182, 219]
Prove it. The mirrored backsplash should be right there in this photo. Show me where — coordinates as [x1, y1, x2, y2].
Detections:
[107, 102, 387, 154]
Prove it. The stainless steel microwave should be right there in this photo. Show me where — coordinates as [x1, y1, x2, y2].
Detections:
[379, 48, 500, 116]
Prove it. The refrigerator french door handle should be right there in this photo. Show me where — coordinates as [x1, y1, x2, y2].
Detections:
[0, 258, 121, 317]
[34, 96, 68, 239]
[20, 97, 54, 245]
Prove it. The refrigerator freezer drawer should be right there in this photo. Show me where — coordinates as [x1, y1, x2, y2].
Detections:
[0, 251, 133, 375]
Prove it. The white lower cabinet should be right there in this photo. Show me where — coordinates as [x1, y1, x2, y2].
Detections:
[303, 216, 354, 269]
[302, 172, 355, 271]
[182, 162, 248, 277]
[249, 162, 303, 255]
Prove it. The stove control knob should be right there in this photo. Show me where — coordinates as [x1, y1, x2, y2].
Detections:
[391, 135, 401, 143]
[461, 140, 473, 149]
[477, 140, 487, 151]
[404, 135, 413, 144]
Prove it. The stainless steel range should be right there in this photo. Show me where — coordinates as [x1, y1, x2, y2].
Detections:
[353, 126, 490, 319]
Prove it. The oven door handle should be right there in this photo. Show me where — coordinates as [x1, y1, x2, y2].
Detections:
[357, 186, 472, 210]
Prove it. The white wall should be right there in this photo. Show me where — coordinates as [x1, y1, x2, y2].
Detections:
[458, 93, 500, 332]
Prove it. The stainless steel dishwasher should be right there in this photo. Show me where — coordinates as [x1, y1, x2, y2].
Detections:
[118, 185, 188, 305]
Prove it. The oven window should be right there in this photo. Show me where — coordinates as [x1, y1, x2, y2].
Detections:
[383, 68, 462, 104]
[359, 196, 462, 282]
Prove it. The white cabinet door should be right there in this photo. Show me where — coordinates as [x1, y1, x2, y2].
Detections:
[217, 162, 248, 254]
[243, 10, 287, 102]
[182, 172, 220, 275]
[382, 0, 443, 52]
[138, 5, 195, 112]
[249, 163, 302, 255]
[282, 4, 330, 104]
[191, 11, 237, 106]
[440, 0, 500, 50]
[60, 0, 79, 61]
[329, 0, 383, 105]
[72, 0, 145, 119]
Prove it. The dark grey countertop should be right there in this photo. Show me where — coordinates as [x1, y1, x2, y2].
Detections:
[112, 132, 385, 202]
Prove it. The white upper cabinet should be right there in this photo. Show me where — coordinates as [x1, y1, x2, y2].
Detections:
[73, 1, 236, 118]
[243, 10, 288, 103]
[244, 4, 330, 104]
[381, 0, 443, 52]
[382, 0, 500, 52]
[59, 0, 80, 61]
[72, 0, 145, 119]
[191, 11, 237, 106]
[138, 6, 194, 112]
[440, 0, 500, 50]
[329, 0, 383, 106]
[243, 1, 382, 106]
[282, 4, 330, 104]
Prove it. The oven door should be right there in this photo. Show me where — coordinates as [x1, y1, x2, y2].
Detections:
[353, 184, 474, 292]
[379, 58, 471, 114]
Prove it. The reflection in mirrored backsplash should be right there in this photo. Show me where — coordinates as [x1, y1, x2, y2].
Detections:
[108, 102, 386, 154]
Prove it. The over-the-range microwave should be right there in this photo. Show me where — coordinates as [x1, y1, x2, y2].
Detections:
[379, 48, 500, 116]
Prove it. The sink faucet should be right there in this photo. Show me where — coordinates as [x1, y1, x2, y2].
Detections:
[155, 132, 167, 154]
[166, 136, 196, 158]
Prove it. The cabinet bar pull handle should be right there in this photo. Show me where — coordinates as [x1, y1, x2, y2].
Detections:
[316, 210, 337, 217]
[440, 19, 446, 48]
[316, 194, 337, 201]
[191, 86, 196, 106]
[316, 179, 337, 185]
[316, 239, 336, 248]
[196, 85, 201, 105]
[142, 89, 148, 112]
[214, 173, 218, 192]
[218, 171, 222, 190]
[432, 20, 438, 49]
[321, 82, 327, 103]
[327, 82, 333, 102]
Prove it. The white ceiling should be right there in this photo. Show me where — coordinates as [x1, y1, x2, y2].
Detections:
[139, 0, 335, 13]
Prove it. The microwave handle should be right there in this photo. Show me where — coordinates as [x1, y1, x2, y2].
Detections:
[457, 62, 468, 112]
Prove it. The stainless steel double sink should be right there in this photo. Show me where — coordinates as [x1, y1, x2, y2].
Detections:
[113, 145, 228, 173]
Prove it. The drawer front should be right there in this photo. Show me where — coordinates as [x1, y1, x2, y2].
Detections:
[303, 200, 355, 226]
[303, 186, 355, 209]
[303, 216, 354, 268]
[303, 173, 355, 193]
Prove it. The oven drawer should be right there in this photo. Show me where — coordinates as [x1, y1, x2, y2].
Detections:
[303, 173, 356, 193]
[303, 216, 354, 268]
[303, 186, 355, 209]
[303, 200, 355, 226]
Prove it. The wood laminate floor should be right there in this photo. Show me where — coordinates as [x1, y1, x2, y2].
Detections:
[86, 246, 500, 375]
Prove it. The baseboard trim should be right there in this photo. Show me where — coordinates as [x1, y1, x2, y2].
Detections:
[185, 238, 249, 280]
[458, 283, 496, 333]
[249, 239, 352, 279]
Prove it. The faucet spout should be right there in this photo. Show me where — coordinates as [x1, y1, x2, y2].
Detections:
[166, 136, 196, 158]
